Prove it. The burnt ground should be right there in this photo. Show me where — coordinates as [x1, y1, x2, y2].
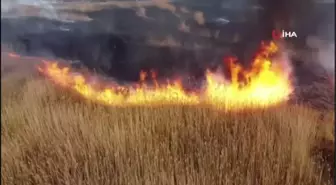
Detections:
[1, 3, 270, 79]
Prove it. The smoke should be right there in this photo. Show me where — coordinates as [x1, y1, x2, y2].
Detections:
[318, 43, 334, 74]
[307, 37, 335, 73]
[266, 0, 335, 86]
[1, 0, 92, 22]
[305, 2, 335, 83]
[1, 46, 43, 79]
[2, 0, 57, 18]
[276, 43, 294, 81]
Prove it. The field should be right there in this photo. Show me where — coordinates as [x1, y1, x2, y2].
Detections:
[1, 53, 335, 185]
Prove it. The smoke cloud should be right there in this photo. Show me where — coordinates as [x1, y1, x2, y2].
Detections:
[307, 37, 335, 74]
[306, 2, 335, 83]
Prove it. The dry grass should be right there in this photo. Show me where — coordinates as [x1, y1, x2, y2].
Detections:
[1, 59, 335, 185]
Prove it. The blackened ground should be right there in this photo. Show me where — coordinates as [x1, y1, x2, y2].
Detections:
[2, 16, 253, 82]
[1, 3, 274, 81]
[5, 31, 223, 81]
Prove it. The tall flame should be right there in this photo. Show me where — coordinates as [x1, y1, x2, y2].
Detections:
[30, 41, 292, 110]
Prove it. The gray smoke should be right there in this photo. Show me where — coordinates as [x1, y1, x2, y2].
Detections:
[1, 0, 92, 22]
[306, 1, 334, 82]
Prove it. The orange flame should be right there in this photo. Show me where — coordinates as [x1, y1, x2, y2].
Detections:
[33, 41, 292, 110]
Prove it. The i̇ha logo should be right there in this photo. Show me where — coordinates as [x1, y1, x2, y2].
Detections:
[272, 30, 298, 40]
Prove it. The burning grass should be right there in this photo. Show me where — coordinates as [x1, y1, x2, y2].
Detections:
[37, 41, 293, 111]
[1, 64, 335, 185]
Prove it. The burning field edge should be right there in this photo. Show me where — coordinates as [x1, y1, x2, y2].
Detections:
[32, 41, 294, 111]
[1, 40, 335, 184]
[1, 76, 334, 185]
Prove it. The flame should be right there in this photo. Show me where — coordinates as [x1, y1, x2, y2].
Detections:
[31, 41, 292, 110]
[205, 42, 293, 109]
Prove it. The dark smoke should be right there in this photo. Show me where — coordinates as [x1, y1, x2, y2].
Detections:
[259, 0, 335, 109]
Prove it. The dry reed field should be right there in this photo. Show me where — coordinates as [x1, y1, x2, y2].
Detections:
[1, 55, 335, 185]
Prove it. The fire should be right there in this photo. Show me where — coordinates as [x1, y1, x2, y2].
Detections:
[205, 42, 292, 109]
[31, 41, 292, 110]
